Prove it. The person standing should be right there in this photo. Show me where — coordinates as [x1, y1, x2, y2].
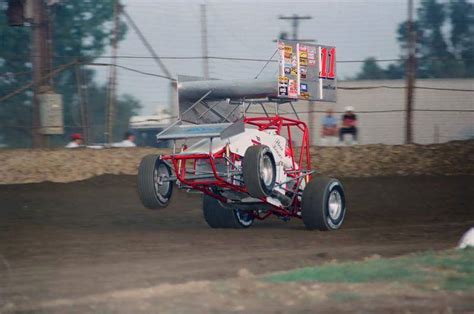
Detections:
[339, 106, 358, 144]
[321, 108, 338, 136]
[112, 131, 137, 147]
[320, 108, 339, 145]
[65, 133, 84, 148]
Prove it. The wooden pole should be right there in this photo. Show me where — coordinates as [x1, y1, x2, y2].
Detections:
[31, 0, 48, 147]
[201, 4, 209, 80]
[106, 0, 120, 143]
[75, 63, 88, 143]
[405, 0, 416, 144]
[200, 4, 209, 79]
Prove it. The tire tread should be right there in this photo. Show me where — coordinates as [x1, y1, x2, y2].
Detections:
[243, 145, 275, 198]
[137, 154, 172, 209]
[202, 195, 251, 229]
[302, 176, 345, 231]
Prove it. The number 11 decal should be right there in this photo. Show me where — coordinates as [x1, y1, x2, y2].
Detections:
[319, 47, 336, 79]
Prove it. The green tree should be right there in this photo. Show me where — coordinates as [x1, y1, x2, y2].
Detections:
[355, 58, 405, 80]
[417, 0, 454, 77]
[449, 0, 474, 76]
[0, 1, 32, 147]
[0, 1, 141, 147]
[84, 85, 141, 143]
[355, 0, 474, 80]
[396, 21, 430, 77]
[356, 57, 388, 80]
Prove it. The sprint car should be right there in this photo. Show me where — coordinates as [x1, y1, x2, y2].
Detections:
[137, 114, 345, 230]
[137, 40, 345, 230]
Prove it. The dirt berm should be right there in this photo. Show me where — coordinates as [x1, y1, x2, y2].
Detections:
[0, 140, 472, 184]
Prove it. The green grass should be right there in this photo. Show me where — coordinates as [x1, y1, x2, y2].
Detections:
[268, 248, 474, 291]
[329, 291, 361, 302]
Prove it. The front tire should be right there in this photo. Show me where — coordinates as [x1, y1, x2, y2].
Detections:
[202, 194, 254, 228]
[301, 177, 346, 231]
[243, 145, 276, 199]
[137, 155, 173, 209]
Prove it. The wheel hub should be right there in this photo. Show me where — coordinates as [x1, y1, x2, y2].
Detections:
[328, 190, 342, 220]
[154, 164, 170, 196]
[235, 210, 253, 227]
[260, 154, 274, 187]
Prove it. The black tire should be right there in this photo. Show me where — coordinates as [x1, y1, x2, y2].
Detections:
[137, 154, 173, 209]
[243, 145, 276, 199]
[202, 194, 254, 229]
[301, 176, 346, 231]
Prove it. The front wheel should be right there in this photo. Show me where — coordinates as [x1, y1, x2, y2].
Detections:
[202, 194, 254, 228]
[242, 145, 276, 199]
[137, 155, 173, 209]
[301, 177, 346, 231]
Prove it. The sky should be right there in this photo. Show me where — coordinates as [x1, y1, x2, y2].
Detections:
[93, 0, 422, 115]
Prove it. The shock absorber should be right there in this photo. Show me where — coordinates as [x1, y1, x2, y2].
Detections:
[271, 191, 292, 207]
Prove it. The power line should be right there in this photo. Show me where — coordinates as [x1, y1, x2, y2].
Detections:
[339, 85, 474, 92]
[121, 7, 173, 79]
[2, 107, 473, 130]
[84, 62, 175, 80]
[79, 64, 474, 91]
[0, 60, 77, 104]
[1, 61, 473, 105]
[0, 70, 33, 78]
[3, 54, 472, 63]
[254, 49, 278, 79]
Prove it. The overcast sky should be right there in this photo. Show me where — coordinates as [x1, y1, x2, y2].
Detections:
[95, 0, 425, 115]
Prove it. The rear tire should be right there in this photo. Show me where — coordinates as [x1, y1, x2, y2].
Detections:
[137, 155, 173, 209]
[243, 145, 276, 198]
[202, 194, 254, 228]
[301, 177, 346, 231]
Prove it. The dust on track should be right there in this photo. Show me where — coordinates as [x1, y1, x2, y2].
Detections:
[0, 175, 473, 310]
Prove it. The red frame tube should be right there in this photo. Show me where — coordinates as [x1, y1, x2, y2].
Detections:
[160, 115, 312, 218]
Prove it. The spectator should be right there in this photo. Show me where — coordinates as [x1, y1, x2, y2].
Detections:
[321, 108, 338, 137]
[339, 106, 358, 144]
[112, 131, 137, 147]
[65, 133, 84, 148]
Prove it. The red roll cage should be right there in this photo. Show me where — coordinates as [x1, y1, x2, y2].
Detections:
[160, 115, 312, 219]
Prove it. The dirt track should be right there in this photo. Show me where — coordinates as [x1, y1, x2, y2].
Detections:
[0, 175, 473, 312]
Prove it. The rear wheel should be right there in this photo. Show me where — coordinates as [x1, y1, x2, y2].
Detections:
[202, 194, 254, 228]
[137, 155, 173, 209]
[243, 145, 276, 199]
[301, 177, 346, 231]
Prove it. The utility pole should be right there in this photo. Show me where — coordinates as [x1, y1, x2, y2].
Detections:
[75, 63, 88, 144]
[44, 3, 54, 86]
[106, 0, 120, 143]
[405, 0, 416, 144]
[31, 0, 49, 147]
[278, 14, 314, 42]
[200, 4, 209, 79]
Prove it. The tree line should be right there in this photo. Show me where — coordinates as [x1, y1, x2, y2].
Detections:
[0, 1, 141, 147]
[356, 0, 474, 80]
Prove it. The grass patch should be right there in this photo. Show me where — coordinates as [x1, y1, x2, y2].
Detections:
[268, 248, 474, 291]
[329, 291, 361, 302]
